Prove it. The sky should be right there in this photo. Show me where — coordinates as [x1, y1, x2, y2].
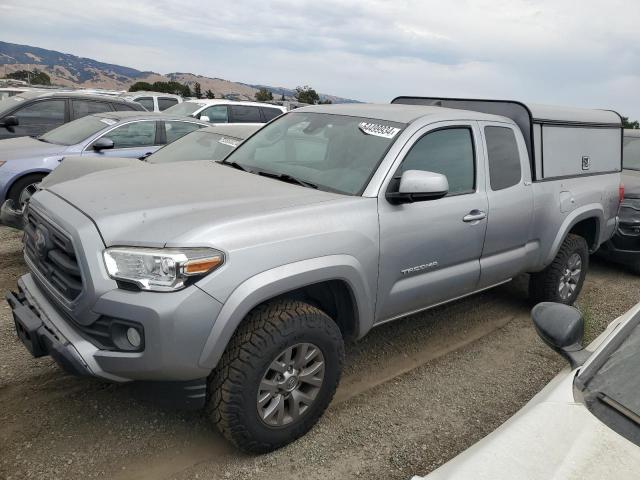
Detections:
[1, 0, 639, 118]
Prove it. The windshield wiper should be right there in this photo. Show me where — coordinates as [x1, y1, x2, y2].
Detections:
[217, 160, 249, 172]
[256, 170, 318, 189]
[598, 392, 640, 426]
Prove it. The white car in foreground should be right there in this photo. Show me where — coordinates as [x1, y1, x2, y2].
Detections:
[413, 301, 640, 480]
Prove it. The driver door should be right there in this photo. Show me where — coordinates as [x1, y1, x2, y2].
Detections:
[82, 120, 162, 159]
[376, 122, 489, 323]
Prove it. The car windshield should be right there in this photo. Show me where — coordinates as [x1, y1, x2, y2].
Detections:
[577, 315, 640, 446]
[163, 102, 206, 116]
[0, 94, 28, 116]
[39, 115, 112, 146]
[224, 112, 405, 195]
[623, 136, 640, 171]
[148, 130, 241, 164]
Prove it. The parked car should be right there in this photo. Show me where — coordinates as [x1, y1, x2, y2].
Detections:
[164, 99, 285, 123]
[0, 91, 145, 140]
[6, 100, 621, 453]
[0, 87, 32, 100]
[598, 128, 640, 271]
[119, 91, 183, 112]
[411, 300, 640, 480]
[0, 123, 261, 229]
[0, 111, 208, 207]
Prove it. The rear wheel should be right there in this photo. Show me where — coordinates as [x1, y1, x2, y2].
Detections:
[529, 234, 589, 305]
[207, 300, 344, 453]
[7, 173, 45, 208]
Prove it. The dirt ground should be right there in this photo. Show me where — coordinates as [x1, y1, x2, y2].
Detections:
[1, 225, 639, 480]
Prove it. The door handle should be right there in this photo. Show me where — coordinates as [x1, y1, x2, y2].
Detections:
[463, 210, 487, 222]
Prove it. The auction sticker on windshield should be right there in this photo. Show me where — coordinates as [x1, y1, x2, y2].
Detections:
[358, 122, 401, 139]
[218, 137, 241, 148]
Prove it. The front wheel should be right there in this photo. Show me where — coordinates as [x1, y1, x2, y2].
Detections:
[529, 234, 589, 305]
[207, 300, 344, 453]
[6, 173, 45, 208]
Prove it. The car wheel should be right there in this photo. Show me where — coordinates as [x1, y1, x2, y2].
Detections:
[7, 173, 45, 208]
[529, 233, 589, 305]
[207, 299, 344, 453]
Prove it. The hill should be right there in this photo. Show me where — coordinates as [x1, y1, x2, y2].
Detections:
[0, 40, 359, 103]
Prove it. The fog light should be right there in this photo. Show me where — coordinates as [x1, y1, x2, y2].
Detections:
[126, 327, 142, 348]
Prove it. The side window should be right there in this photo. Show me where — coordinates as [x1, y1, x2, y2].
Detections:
[72, 100, 112, 119]
[261, 107, 282, 122]
[158, 98, 179, 111]
[485, 126, 522, 191]
[135, 97, 155, 111]
[112, 103, 139, 111]
[13, 99, 66, 126]
[229, 105, 261, 123]
[200, 105, 228, 123]
[102, 121, 157, 148]
[400, 128, 475, 195]
[164, 121, 203, 143]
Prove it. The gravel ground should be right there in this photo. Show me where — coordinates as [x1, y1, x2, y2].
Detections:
[1, 225, 639, 480]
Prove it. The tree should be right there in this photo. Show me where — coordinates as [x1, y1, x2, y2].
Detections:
[205, 89, 215, 99]
[5, 69, 51, 86]
[623, 116, 640, 129]
[294, 85, 320, 105]
[129, 81, 153, 92]
[255, 88, 273, 102]
[194, 82, 202, 99]
[280, 93, 286, 101]
[318, 98, 332, 104]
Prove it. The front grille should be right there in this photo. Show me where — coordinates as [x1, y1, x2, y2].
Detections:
[23, 207, 83, 302]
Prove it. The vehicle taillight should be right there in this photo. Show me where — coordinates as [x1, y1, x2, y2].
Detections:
[619, 183, 625, 203]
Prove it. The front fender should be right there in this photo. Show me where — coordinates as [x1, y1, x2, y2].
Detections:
[544, 204, 604, 265]
[197, 255, 373, 369]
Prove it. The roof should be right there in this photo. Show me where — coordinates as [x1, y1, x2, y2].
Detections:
[183, 99, 287, 111]
[527, 103, 621, 125]
[16, 90, 137, 104]
[297, 103, 508, 124]
[200, 123, 262, 139]
[93, 111, 209, 123]
[625, 129, 640, 138]
[120, 91, 182, 99]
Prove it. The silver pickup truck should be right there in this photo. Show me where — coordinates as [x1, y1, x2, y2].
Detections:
[6, 99, 622, 452]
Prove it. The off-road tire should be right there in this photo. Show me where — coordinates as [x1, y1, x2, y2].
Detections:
[6, 173, 45, 207]
[529, 233, 589, 305]
[207, 300, 344, 453]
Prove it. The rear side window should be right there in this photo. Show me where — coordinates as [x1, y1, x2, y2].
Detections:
[164, 121, 203, 143]
[72, 100, 112, 118]
[13, 99, 66, 126]
[229, 105, 261, 123]
[102, 121, 157, 148]
[135, 97, 155, 111]
[400, 128, 475, 195]
[485, 126, 522, 191]
[158, 98, 179, 111]
[261, 107, 282, 122]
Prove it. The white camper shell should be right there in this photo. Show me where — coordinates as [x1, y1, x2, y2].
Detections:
[392, 97, 623, 181]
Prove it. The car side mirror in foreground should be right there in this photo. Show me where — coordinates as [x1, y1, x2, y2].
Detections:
[531, 302, 590, 368]
[1, 115, 19, 131]
[386, 170, 449, 205]
[92, 137, 115, 151]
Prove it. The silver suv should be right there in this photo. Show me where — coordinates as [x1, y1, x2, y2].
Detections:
[7, 100, 622, 452]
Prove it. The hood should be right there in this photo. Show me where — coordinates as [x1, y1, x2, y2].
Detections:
[623, 169, 640, 198]
[0, 136, 65, 161]
[46, 161, 344, 246]
[421, 372, 640, 480]
[40, 156, 144, 189]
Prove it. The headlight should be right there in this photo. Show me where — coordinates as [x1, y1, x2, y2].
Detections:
[103, 247, 224, 292]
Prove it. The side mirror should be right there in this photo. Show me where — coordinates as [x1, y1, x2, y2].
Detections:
[1, 115, 18, 132]
[92, 137, 115, 151]
[199, 115, 210, 122]
[531, 302, 590, 368]
[386, 170, 449, 204]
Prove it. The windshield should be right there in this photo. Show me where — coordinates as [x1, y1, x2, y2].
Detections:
[163, 102, 205, 117]
[0, 94, 27, 116]
[623, 136, 640, 170]
[578, 315, 640, 446]
[40, 115, 112, 146]
[224, 112, 405, 195]
[148, 130, 240, 164]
